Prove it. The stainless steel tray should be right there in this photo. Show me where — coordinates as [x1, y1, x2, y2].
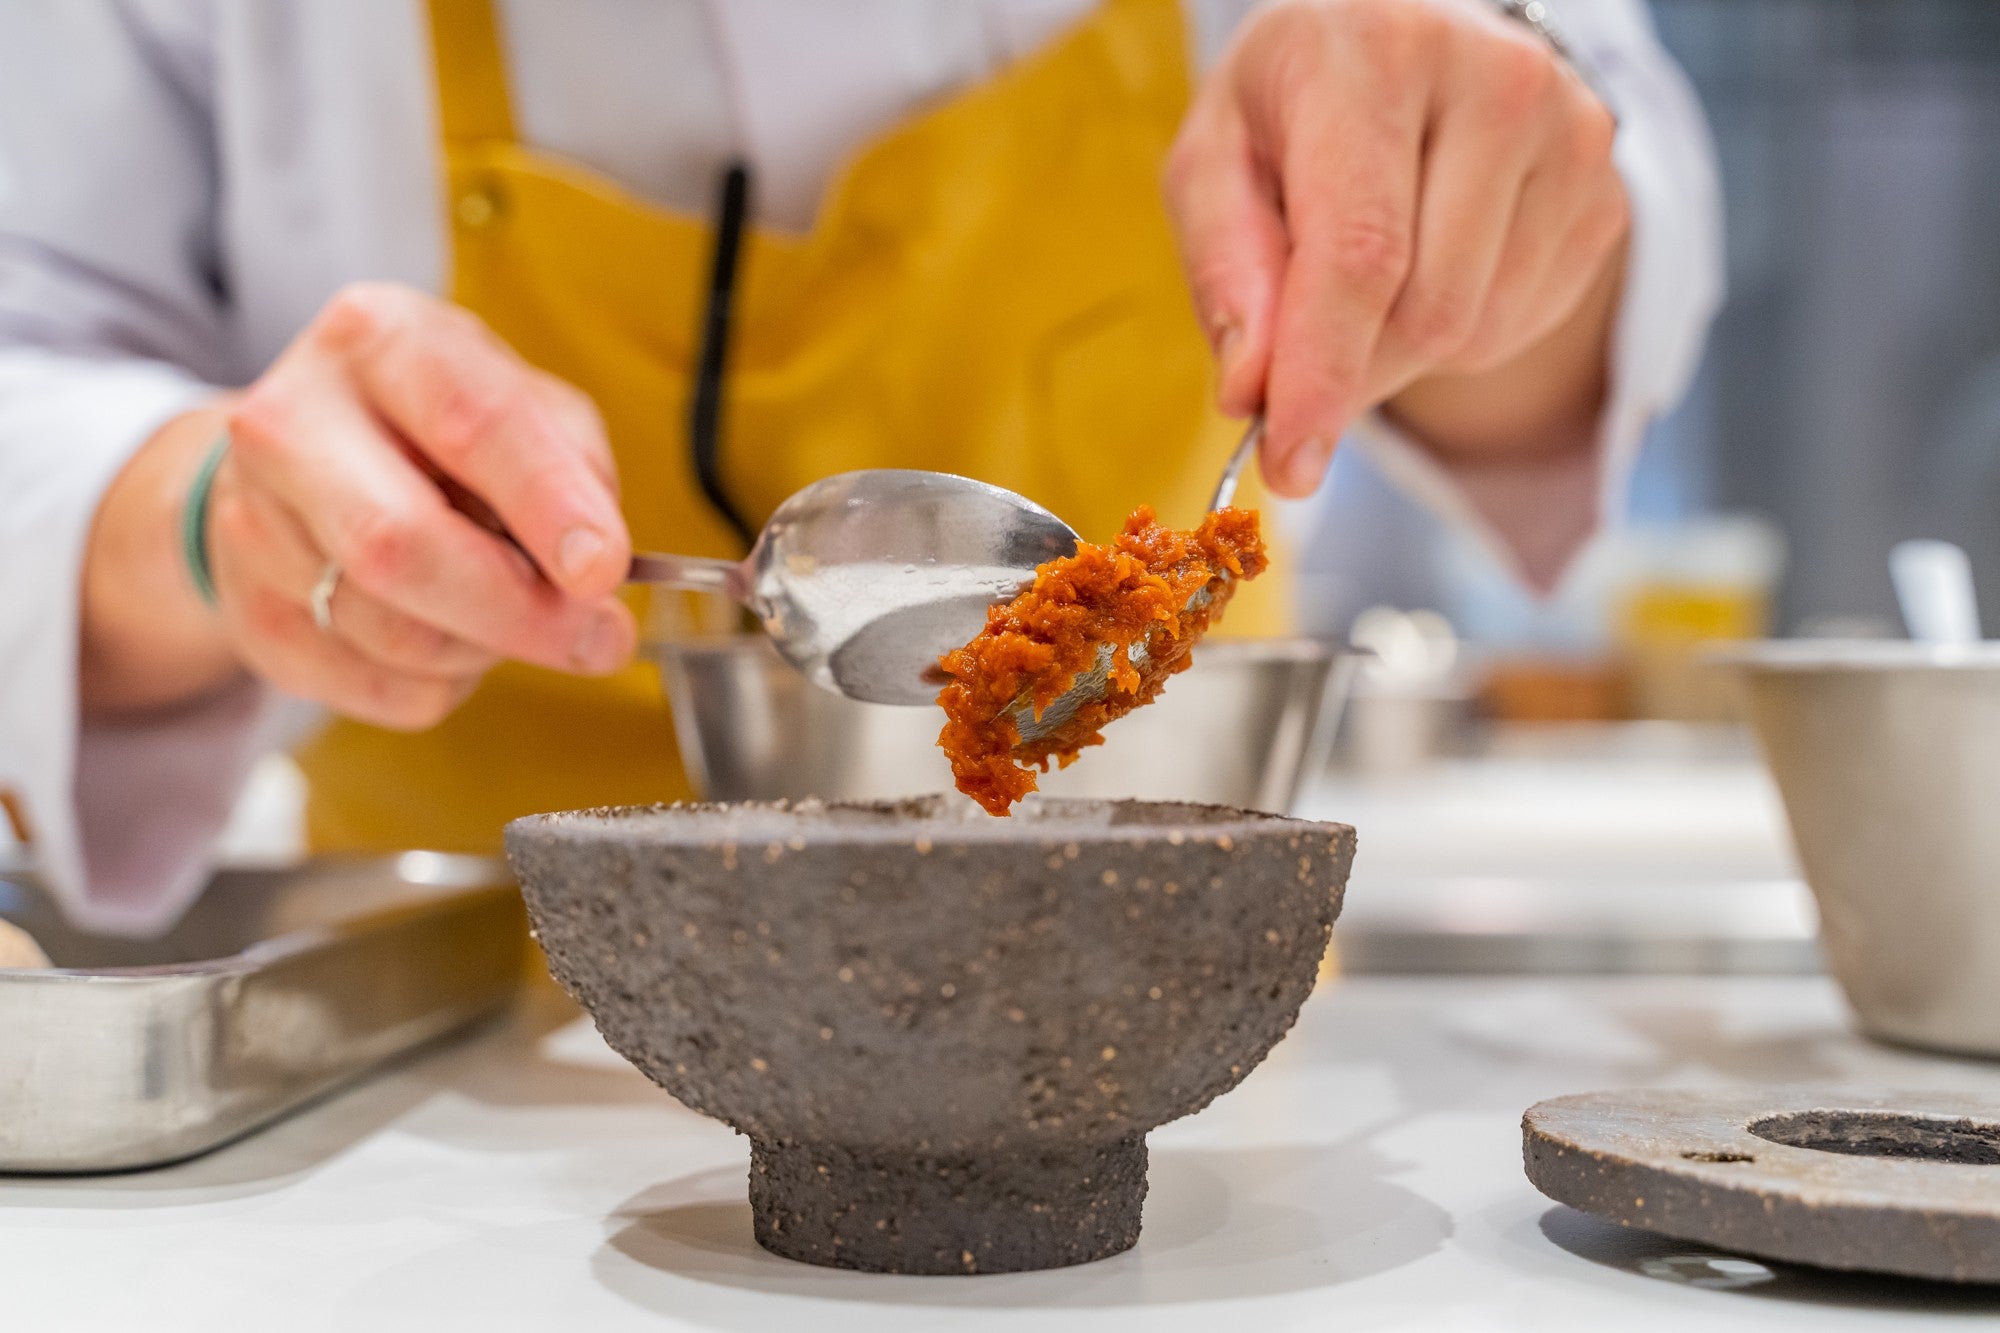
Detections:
[0, 853, 524, 1173]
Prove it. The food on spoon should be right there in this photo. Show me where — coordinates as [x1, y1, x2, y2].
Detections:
[936, 505, 1268, 815]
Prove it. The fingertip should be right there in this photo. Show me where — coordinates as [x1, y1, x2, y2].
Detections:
[1286, 434, 1338, 496]
[1262, 433, 1336, 500]
[557, 526, 606, 583]
[1264, 329, 1360, 493]
[553, 516, 633, 598]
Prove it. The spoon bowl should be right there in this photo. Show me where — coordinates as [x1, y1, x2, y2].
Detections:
[629, 470, 1077, 704]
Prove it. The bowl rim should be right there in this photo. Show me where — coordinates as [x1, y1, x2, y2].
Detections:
[505, 796, 1350, 849]
[1709, 639, 2000, 673]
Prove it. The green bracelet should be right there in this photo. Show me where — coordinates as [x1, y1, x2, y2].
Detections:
[180, 433, 231, 606]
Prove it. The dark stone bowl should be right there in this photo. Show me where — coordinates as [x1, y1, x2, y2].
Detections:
[505, 795, 1355, 1275]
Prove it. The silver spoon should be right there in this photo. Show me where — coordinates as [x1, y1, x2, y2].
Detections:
[631, 418, 1263, 719]
[628, 468, 1078, 705]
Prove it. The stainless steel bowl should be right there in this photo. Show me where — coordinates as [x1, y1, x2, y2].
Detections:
[652, 636, 1353, 813]
[1721, 641, 2000, 1055]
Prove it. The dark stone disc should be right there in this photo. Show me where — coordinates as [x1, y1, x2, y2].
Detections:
[1524, 1087, 2000, 1283]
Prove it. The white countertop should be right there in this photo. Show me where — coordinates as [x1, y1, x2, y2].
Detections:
[1302, 724, 1821, 969]
[9, 973, 2000, 1332]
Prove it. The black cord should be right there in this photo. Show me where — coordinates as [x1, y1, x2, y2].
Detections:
[690, 162, 755, 550]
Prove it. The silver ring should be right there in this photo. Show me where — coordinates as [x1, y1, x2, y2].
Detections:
[309, 563, 341, 632]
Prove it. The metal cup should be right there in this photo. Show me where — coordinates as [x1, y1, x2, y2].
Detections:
[1721, 642, 2000, 1055]
[651, 636, 1353, 814]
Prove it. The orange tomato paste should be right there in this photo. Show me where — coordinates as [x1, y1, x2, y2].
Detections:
[936, 505, 1268, 815]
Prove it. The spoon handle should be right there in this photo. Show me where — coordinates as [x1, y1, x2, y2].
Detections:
[627, 552, 747, 600]
[1208, 417, 1264, 511]
[1891, 539, 1982, 645]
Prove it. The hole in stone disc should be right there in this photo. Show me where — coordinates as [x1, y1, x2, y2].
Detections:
[1748, 1109, 2000, 1165]
[1681, 1149, 1755, 1163]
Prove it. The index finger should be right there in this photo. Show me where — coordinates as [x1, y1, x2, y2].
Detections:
[1164, 89, 1288, 419]
[1253, 29, 1428, 495]
[319, 284, 631, 598]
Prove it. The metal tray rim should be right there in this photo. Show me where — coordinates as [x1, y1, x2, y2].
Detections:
[0, 851, 510, 981]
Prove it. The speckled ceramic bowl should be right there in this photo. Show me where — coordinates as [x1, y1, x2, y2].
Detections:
[505, 795, 1354, 1274]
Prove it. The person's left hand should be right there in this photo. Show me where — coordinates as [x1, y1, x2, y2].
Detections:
[1166, 0, 1631, 496]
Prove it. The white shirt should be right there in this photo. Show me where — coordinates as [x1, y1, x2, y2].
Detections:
[0, 0, 1722, 933]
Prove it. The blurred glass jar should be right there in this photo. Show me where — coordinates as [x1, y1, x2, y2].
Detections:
[1612, 516, 1787, 723]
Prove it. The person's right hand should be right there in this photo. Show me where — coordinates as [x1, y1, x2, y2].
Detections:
[199, 282, 635, 729]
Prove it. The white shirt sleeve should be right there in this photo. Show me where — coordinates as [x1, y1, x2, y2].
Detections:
[1342, 0, 1725, 592]
[0, 1, 273, 934]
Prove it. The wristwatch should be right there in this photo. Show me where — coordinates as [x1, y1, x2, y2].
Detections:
[1492, 0, 1615, 115]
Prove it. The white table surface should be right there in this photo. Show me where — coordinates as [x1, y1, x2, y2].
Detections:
[1302, 725, 1821, 966]
[9, 973, 2000, 1333]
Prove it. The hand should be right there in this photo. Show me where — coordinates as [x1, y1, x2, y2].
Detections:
[1167, 0, 1631, 496]
[82, 283, 635, 728]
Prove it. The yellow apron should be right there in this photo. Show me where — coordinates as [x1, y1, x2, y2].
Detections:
[299, 0, 1282, 853]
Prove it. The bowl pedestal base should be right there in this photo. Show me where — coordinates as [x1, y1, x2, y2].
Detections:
[748, 1134, 1148, 1274]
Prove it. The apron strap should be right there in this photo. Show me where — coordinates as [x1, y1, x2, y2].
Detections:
[426, 0, 518, 145]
